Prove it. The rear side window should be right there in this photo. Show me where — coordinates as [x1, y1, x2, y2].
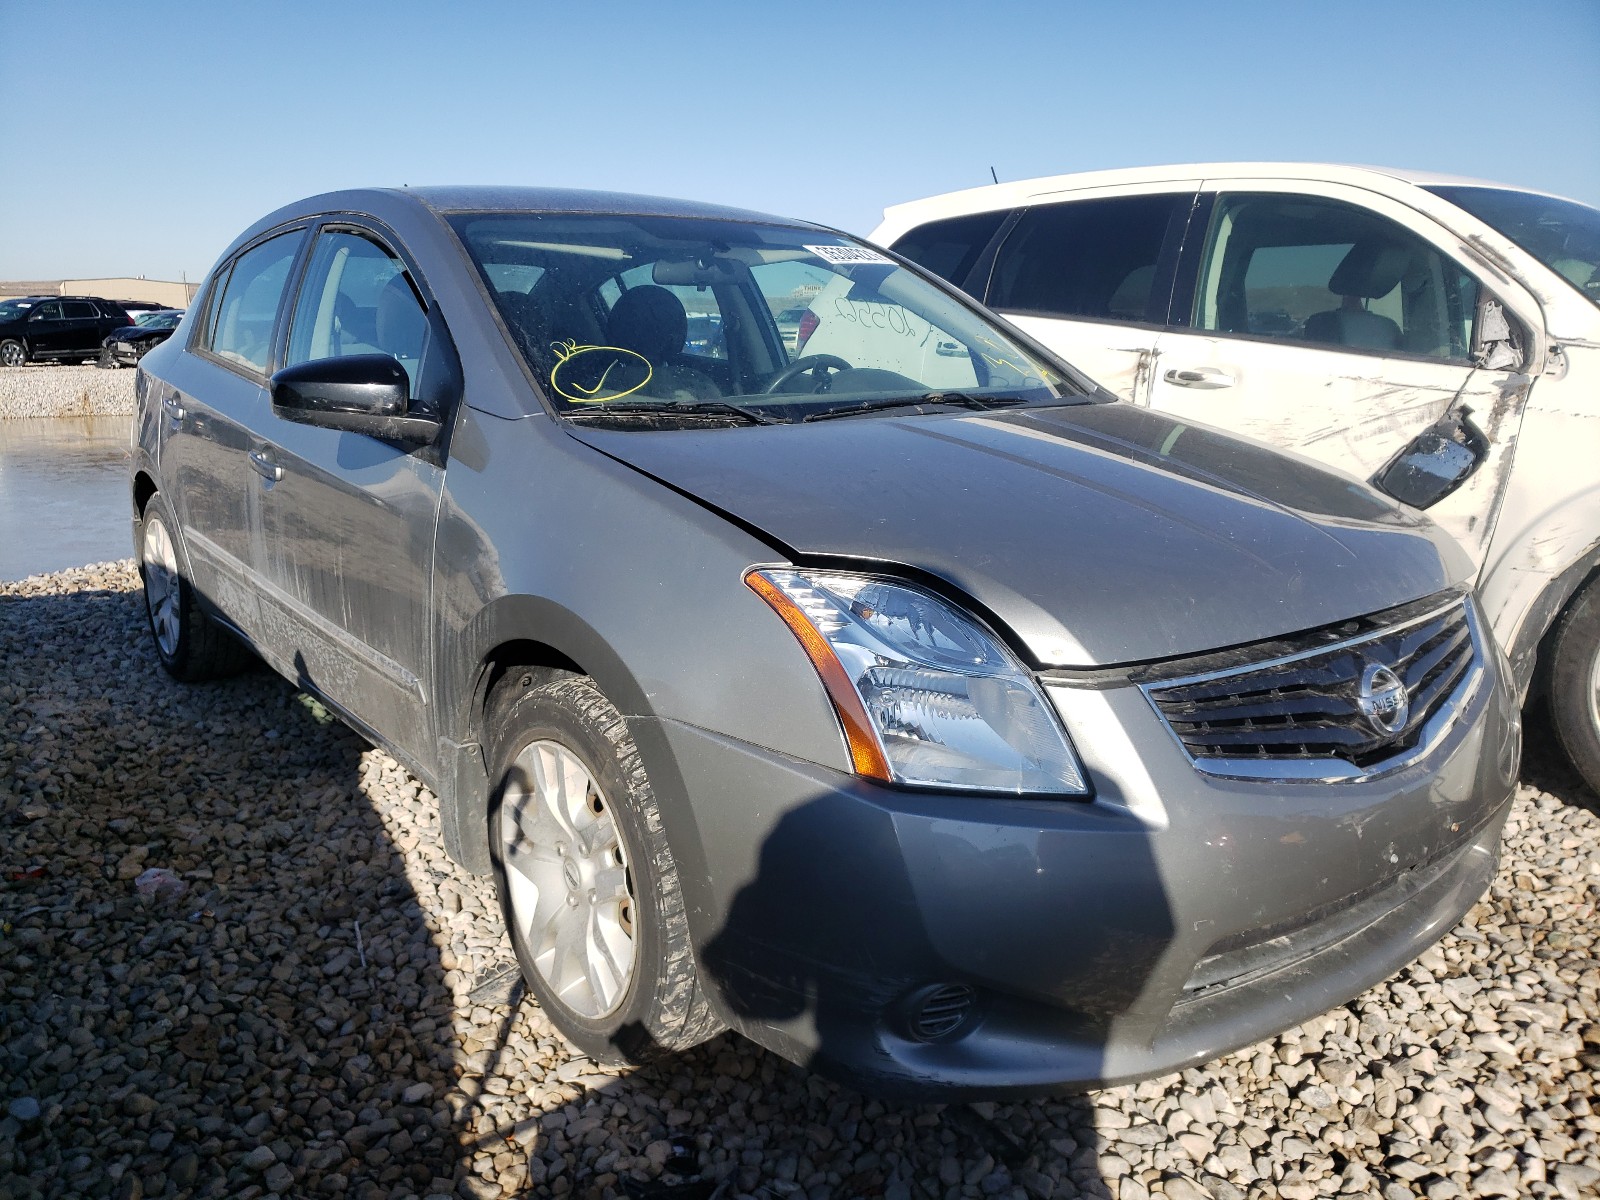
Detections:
[988, 194, 1186, 323]
[205, 232, 302, 375]
[62, 301, 98, 319]
[890, 210, 1008, 288]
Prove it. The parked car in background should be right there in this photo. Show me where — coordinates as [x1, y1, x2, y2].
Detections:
[100, 308, 184, 367]
[132, 186, 1517, 1098]
[870, 163, 1600, 797]
[0, 295, 134, 365]
[118, 299, 175, 317]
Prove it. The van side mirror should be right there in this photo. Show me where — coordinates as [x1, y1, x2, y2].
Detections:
[1370, 406, 1489, 510]
[270, 354, 441, 443]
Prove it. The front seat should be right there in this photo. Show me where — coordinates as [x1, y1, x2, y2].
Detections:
[1303, 240, 1409, 351]
[606, 286, 720, 400]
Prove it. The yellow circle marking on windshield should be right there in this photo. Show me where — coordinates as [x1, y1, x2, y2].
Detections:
[548, 339, 653, 404]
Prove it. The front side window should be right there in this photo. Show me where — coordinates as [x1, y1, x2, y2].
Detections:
[285, 229, 428, 387]
[206, 232, 302, 374]
[30, 301, 62, 321]
[1194, 194, 1478, 361]
[450, 213, 1084, 426]
[987, 194, 1186, 323]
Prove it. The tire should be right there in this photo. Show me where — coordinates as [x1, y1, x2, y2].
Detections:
[487, 671, 723, 1065]
[1549, 576, 1600, 797]
[0, 339, 25, 367]
[136, 494, 255, 681]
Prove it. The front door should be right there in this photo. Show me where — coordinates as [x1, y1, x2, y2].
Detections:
[1148, 185, 1537, 568]
[24, 301, 69, 356]
[252, 223, 446, 764]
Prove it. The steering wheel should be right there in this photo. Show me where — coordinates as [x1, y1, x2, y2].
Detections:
[763, 354, 851, 394]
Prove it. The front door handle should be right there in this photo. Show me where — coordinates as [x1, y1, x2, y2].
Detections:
[248, 449, 284, 482]
[161, 393, 186, 421]
[1163, 365, 1235, 389]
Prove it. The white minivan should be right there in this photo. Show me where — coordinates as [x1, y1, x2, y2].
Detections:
[861, 164, 1600, 794]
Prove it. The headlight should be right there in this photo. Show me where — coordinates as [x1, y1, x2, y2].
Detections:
[747, 568, 1088, 796]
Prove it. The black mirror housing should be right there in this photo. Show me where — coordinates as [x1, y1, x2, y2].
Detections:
[270, 354, 441, 443]
[1371, 407, 1489, 510]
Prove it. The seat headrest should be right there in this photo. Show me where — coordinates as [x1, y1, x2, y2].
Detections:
[607, 285, 687, 365]
[1328, 241, 1411, 300]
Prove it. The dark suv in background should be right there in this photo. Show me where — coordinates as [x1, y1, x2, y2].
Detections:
[0, 295, 133, 365]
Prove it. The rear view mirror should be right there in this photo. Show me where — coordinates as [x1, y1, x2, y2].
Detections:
[270, 354, 441, 443]
[1371, 406, 1489, 510]
[652, 256, 749, 287]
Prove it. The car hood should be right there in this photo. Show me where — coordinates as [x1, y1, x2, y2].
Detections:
[566, 402, 1470, 667]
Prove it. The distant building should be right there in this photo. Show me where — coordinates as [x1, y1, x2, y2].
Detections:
[0, 277, 199, 307]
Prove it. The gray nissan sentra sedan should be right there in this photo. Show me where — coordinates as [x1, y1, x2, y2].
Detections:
[130, 187, 1521, 1100]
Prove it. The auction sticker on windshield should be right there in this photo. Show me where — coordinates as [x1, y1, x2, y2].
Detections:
[806, 244, 893, 266]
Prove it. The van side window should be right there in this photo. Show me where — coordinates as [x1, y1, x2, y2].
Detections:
[204, 232, 302, 375]
[987, 194, 1185, 323]
[891, 210, 1008, 288]
[1194, 194, 1479, 361]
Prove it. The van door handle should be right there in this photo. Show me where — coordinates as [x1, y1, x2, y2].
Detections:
[248, 449, 284, 482]
[161, 393, 186, 420]
[1163, 366, 1235, 389]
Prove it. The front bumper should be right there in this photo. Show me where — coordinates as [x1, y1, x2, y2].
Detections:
[649, 636, 1519, 1100]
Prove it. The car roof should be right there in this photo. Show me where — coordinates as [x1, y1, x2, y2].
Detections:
[403, 184, 819, 228]
[879, 161, 1582, 225]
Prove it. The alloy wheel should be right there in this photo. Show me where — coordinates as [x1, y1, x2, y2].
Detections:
[499, 739, 637, 1018]
[141, 515, 181, 657]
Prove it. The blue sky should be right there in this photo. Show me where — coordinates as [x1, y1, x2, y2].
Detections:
[3, 0, 1596, 281]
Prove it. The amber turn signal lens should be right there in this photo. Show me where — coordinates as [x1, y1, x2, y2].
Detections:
[745, 570, 892, 782]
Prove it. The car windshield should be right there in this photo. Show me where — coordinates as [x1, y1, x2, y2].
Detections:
[0, 300, 37, 321]
[1429, 185, 1600, 312]
[134, 311, 181, 328]
[448, 213, 1087, 425]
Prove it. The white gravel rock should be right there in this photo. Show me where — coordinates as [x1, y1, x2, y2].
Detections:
[0, 364, 136, 419]
[1, 561, 1597, 1200]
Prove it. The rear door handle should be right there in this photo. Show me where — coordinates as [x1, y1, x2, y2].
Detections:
[1163, 366, 1235, 389]
[161, 393, 186, 420]
[248, 449, 284, 482]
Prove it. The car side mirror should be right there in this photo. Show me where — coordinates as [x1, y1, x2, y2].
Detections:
[1370, 406, 1489, 510]
[270, 354, 441, 443]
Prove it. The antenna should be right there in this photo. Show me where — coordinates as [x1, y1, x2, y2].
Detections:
[990, 166, 999, 184]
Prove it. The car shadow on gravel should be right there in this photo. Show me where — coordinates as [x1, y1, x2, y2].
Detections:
[0, 572, 467, 1199]
[1519, 697, 1598, 815]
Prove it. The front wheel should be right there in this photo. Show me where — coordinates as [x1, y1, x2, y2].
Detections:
[1549, 576, 1600, 797]
[487, 672, 723, 1064]
[137, 494, 255, 681]
[0, 339, 25, 367]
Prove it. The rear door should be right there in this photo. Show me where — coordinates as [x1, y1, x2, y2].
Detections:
[1147, 181, 1539, 566]
[252, 220, 452, 764]
[972, 184, 1199, 400]
[158, 229, 305, 622]
[58, 300, 105, 357]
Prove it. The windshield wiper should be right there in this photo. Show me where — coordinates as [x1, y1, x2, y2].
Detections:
[801, 392, 1030, 423]
[565, 400, 779, 426]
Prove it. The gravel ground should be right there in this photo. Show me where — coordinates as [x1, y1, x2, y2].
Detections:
[0, 365, 136, 419]
[2, 561, 1597, 1200]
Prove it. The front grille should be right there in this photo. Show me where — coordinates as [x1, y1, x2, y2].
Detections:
[1146, 596, 1479, 780]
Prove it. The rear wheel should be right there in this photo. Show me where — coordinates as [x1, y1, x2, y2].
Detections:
[1549, 576, 1600, 797]
[0, 339, 25, 367]
[137, 494, 255, 681]
[487, 671, 722, 1064]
